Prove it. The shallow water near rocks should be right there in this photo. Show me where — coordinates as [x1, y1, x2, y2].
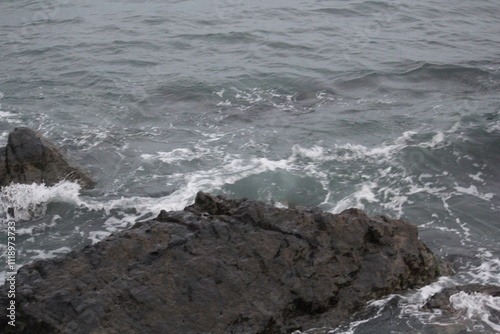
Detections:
[1, 0, 499, 332]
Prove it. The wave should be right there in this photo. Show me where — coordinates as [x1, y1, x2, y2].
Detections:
[333, 63, 500, 96]
[0, 181, 84, 221]
[174, 31, 258, 44]
[312, 7, 360, 17]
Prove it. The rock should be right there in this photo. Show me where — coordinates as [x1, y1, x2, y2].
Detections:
[0, 127, 95, 189]
[423, 283, 500, 315]
[0, 192, 451, 334]
[421, 284, 500, 334]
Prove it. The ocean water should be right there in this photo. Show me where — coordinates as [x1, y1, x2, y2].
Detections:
[1, 0, 499, 332]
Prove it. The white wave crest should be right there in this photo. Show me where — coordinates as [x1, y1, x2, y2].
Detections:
[450, 292, 500, 332]
[1, 181, 83, 221]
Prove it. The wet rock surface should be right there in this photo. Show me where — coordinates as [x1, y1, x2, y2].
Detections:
[0, 192, 451, 333]
[0, 127, 95, 189]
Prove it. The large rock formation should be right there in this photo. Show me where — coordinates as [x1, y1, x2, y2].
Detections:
[0, 127, 95, 189]
[0, 192, 451, 333]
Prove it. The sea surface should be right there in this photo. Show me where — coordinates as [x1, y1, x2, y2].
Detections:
[1, 0, 499, 332]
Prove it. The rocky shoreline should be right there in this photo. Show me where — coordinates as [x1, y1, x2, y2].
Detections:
[2, 127, 497, 334]
[1, 190, 452, 333]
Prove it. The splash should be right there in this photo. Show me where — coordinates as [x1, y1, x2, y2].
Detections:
[1, 181, 83, 221]
[449, 292, 500, 332]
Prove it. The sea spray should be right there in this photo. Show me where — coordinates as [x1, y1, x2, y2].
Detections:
[1, 181, 83, 221]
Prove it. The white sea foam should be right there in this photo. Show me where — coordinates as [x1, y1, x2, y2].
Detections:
[0, 111, 15, 119]
[88, 230, 112, 244]
[420, 131, 446, 148]
[403, 276, 458, 309]
[454, 217, 472, 242]
[393, 256, 500, 331]
[161, 155, 292, 207]
[327, 293, 400, 334]
[291, 129, 445, 166]
[216, 100, 232, 107]
[0, 131, 8, 142]
[5, 141, 299, 228]
[68, 126, 111, 152]
[214, 86, 330, 113]
[453, 184, 494, 201]
[28, 246, 72, 260]
[381, 194, 410, 217]
[214, 88, 225, 98]
[0, 181, 84, 221]
[326, 277, 458, 334]
[15, 215, 61, 236]
[332, 182, 379, 213]
[291, 145, 325, 160]
[468, 172, 485, 183]
[141, 147, 207, 164]
[284, 125, 484, 221]
[82, 154, 296, 223]
[0, 111, 20, 124]
[102, 214, 139, 234]
[449, 292, 500, 332]
[325, 245, 500, 333]
[0, 123, 493, 261]
[486, 119, 500, 133]
[465, 257, 500, 285]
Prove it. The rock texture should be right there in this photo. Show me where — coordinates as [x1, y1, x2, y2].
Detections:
[0, 192, 451, 334]
[0, 127, 95, 189]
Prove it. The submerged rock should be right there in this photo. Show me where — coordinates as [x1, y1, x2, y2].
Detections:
[0, 127, 95, 189]
[0, 192, 451, 333]
[423, 283, 500, 315]
[421, 284, 500, 333]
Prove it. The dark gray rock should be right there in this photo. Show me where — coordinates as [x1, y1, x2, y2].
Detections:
[0, 192, 451, 334]
[0, 127, 95, 189]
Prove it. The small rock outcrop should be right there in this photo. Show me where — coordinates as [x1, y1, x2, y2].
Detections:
[0, 192, 451, 333]
[0, 127, 94, 189]
[423, 284, 500, 314]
